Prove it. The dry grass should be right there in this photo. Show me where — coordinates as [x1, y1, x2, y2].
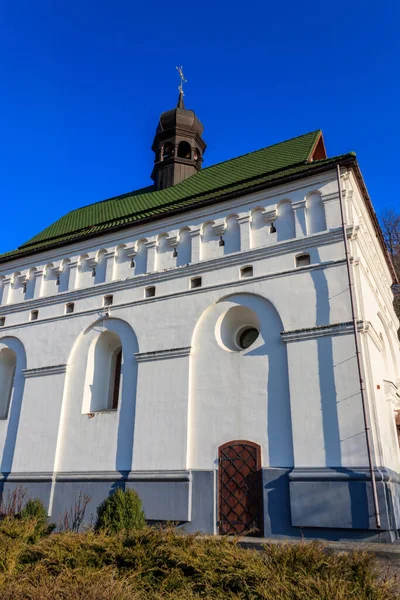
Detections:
[0, 517, 397, 599]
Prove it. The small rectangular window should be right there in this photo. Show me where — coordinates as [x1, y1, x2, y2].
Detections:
[240, 266, 253, 278]
[30, 310, 38, 321]
[296, 254, 311, 268]
[190, 276, 202, 289]
[0, 317, 5, 327]
[145, 286, 156, 298]
[103, 295, 113, 307]
[65, 302, 75, 314]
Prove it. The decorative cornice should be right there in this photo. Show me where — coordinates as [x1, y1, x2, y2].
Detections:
[135, 347, 191, 362]
[0, 228, 345, 316]
[281, 321, 362, 342]
[56, 470, 191, 482]
[0, 259, 348, 332]
[23, 364, 67, 378]
[289, 466, 400, 484]
[0, 470, 192, 483]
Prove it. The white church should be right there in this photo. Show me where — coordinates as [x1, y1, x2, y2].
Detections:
[0, 88, 399, 541]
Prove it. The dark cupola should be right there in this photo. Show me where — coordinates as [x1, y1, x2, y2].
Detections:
[151, 73, 206, 190]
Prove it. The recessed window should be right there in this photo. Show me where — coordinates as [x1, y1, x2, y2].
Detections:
[30, 310, 38, 321]
[163, 142, 174, 160]
[177, 141, 191, 159]
[190, 277, 202, 289]
[145, 286, 156, 298]
[237, 327, 260, 350]
[65, 302, 75, 314]
[103, 295, 113, 307]
[0, 317, 5, 327]
[296, 253, 311, 268]
[240, 266, 253, 278]
[216, 306, 261, 353]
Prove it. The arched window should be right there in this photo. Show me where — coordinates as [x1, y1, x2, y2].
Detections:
[0, 347, 16, 418]
[84, 331, 123, 412]
[177, 141, 191, 159]
[163, 142, 174, 160]
[110, 347, 122, 410]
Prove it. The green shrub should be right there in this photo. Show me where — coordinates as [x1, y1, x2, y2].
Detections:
[21, 499, 47, 524]
[20, 499, 55, 540]
[95, 488, 146, 534]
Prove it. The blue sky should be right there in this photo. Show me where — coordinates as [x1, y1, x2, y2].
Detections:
[1, 1, 399, 254]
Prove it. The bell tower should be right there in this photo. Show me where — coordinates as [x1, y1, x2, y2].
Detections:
[151, 69, 206, 190]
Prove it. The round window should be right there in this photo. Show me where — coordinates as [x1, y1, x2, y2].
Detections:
[237, 327, 259, 350]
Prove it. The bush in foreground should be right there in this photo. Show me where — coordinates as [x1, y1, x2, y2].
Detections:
[0, 520, 397, 599]
[95, 487, 146, 534]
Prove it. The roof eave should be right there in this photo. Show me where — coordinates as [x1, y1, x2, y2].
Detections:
[0, 155, 389, 279]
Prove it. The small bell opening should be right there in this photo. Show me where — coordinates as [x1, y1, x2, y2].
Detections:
[269, 222, 277, 234]
[219, 236, 225, 247]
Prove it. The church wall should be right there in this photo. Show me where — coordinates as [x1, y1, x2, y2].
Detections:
[344, 169, 400, 475]
[1, 168, 399, 539]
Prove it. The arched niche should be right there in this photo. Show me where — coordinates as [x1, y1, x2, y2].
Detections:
[9, 272, 23, 304]
[0, 348, 16, 418]
[188, 293, 293, 471]
[24, 268, 37, 300]
[276, 200, 295, 242]
[58, 261, 70, 294]
[94, 249, 107, 284]
[0, 336, 26, 472]
[134, 239, 148, 276]
[200, 221, 218, 260]
[177, 227, 191, 267]
[224, 215, 240, 255]
[156, 234, 174, 271]
[56, 318, 139, 473]
[76, 254, 91, 289]
[250, 208, 266, 248]
[306, 192, 326, 235]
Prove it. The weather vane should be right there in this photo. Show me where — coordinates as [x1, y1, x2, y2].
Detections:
[176, 66, 187, 96]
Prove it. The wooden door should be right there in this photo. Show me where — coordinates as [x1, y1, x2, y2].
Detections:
[218, 440, 263, 536]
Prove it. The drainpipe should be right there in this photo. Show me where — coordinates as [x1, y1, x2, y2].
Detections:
[336, 164, 381, 529]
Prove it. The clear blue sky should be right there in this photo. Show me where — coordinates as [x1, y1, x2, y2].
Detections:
[1, 1, 399, 254]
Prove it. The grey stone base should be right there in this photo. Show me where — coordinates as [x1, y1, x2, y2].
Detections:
[1, 467, 399, 542]
[0, 470, 216, 533]
[263, 467, 400, 542]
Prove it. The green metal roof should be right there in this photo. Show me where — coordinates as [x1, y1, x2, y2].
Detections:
[1, 130, 351, 263]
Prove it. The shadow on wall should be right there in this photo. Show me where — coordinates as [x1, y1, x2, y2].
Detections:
[0, 337, 26, 476]
[310, 260, 368, 528]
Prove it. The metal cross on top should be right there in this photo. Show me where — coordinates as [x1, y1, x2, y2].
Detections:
[176, 66, 187, 96]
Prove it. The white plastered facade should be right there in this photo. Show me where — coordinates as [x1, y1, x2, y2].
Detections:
[0, 166, 399, 537]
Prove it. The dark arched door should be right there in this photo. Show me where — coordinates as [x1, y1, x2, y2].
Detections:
[218, 440, 263, 536]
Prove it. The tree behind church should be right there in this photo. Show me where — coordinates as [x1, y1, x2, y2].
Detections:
[380, 208, 400, 325]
